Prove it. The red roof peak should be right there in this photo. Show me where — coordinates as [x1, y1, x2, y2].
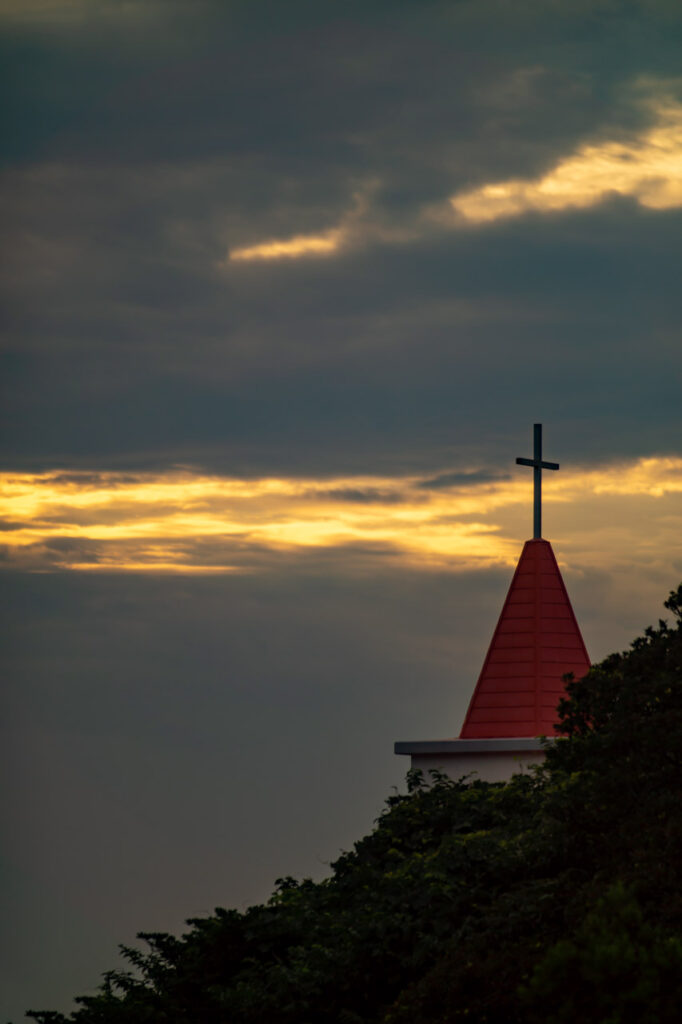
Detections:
[459, 539, 590, 739]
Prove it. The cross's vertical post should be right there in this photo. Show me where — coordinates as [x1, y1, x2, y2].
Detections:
[516, 424, 560, 540]
[533, 422, 542, 539]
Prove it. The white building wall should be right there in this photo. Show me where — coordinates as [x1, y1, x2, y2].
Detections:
[409, 750, 546, 784]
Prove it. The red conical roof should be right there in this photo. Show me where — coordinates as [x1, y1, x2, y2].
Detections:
[460, 539, 590, 739]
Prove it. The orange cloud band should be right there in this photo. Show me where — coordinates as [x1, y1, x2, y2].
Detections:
[1, 457, 681, 574]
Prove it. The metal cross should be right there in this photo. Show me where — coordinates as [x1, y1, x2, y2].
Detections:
[516, 424, 559, 539]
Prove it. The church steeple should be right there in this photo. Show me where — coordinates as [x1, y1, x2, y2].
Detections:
[459, 538, 590, 738]
[395, 424, 592, 782]
[460, 424, 589, 739]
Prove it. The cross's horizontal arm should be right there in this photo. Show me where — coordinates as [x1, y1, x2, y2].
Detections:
[516, 457, 560, 470]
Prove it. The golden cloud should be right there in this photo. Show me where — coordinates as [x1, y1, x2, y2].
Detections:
[451, 91, 682, 223]
[229, 229, 344, 262]
[1, 456, 681, 574]
[224, 183, 416, 264]
[225, 85, 682, 266]
[226, 187, 375, 263]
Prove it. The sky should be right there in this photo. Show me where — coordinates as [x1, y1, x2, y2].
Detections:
[2, 0, 682, 1017]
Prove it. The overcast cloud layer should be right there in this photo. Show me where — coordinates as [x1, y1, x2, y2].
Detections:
[2, 1, 682, 1019]
[3, 0, 682, 473]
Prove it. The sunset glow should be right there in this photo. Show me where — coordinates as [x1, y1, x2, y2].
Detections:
[225, 93, 682, 266]
[2, 456, 680, 573]
[450, 96, 682, 223]
[229, 228, 344, 262]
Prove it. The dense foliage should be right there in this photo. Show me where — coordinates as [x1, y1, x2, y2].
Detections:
[29, 585, 682, 1024]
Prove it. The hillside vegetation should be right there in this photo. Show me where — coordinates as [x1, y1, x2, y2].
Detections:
[30, 585, 682, 1024]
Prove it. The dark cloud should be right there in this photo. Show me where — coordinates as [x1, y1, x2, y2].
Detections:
[418, 469, 512, 490]
[310, 487, 410, 503]
[3, 193, 682, 475]
[3, 5, 682, 475]
[3, 1, 680, 173]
